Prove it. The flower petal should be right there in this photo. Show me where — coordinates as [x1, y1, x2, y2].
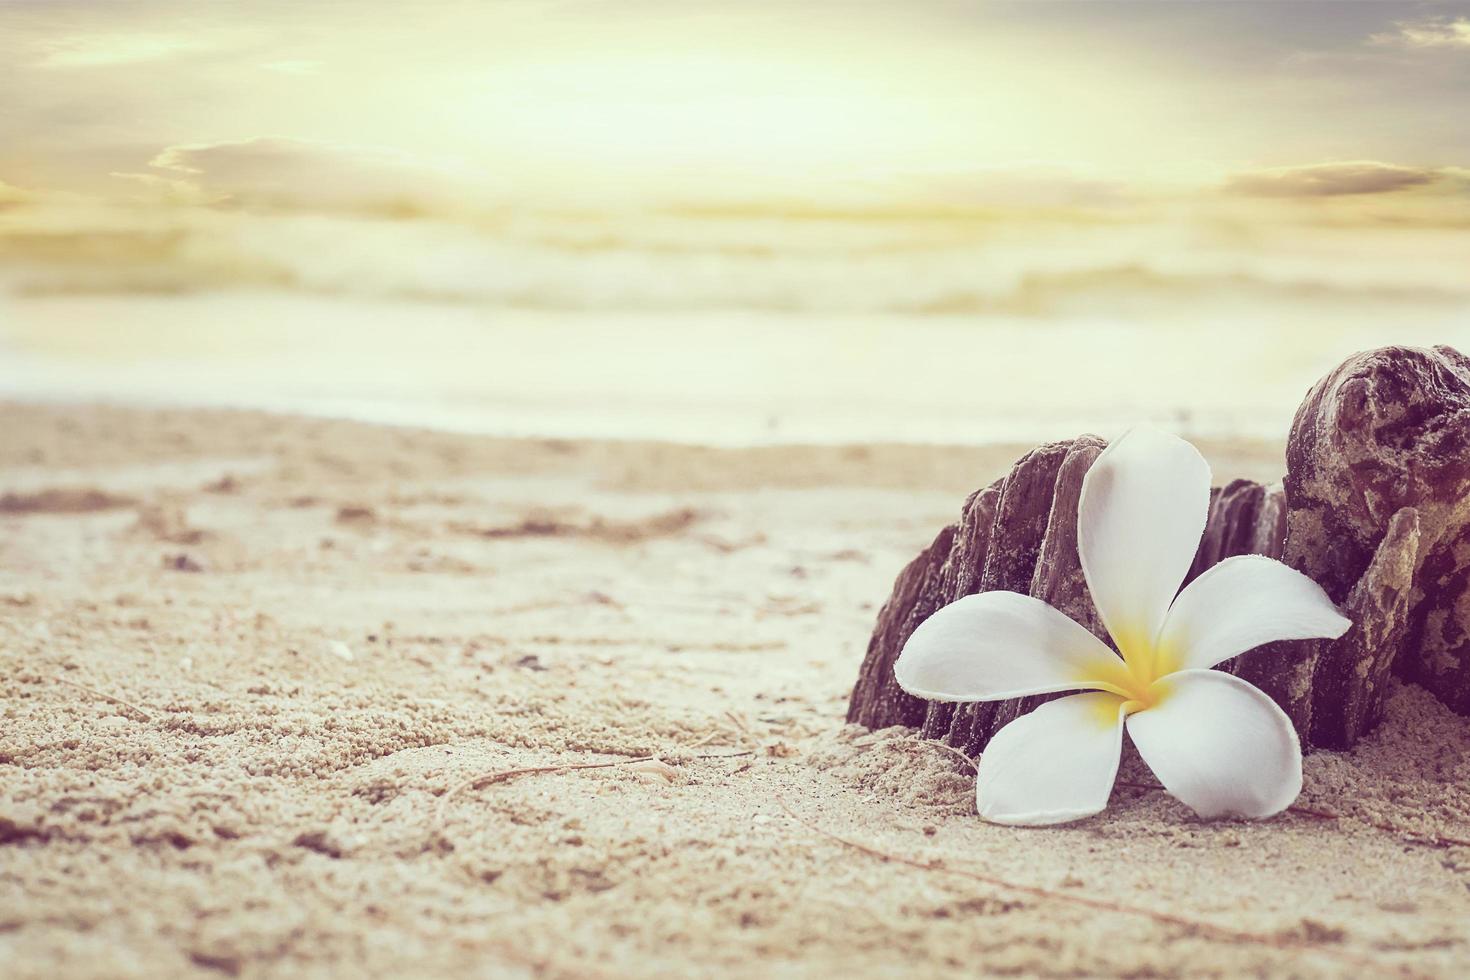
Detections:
[894, 591, 1124, 702]
[1078, 426, 1211, 662]
[1158, 555, 1352, 672]
[1126, 669, 1301, 819]
[976, 692, 1127, 825]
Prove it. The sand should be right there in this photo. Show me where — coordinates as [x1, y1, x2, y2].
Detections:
[2, 402, 1469, 978]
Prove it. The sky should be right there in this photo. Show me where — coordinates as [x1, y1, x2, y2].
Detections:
[2, 1, 1470, 444]
[2, 0, 1469, 214]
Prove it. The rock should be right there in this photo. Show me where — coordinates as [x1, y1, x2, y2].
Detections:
[0, 804, 46, 844]
[164, 552, 207, 573]
[846, 345, 1470, 753]
[293, 828, 346, 859]
[1262, 345, 1470, 742]
[0, 487, 133, 514]
[335, 504, 377, 524]
[135, 500, 207, 544]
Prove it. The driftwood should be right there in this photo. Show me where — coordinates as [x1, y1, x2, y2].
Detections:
[847, 345, 1470, 753]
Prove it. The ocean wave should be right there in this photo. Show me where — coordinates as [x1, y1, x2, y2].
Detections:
[3, 202, 1468, 317]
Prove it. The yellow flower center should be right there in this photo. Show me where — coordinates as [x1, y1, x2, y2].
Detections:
[1085, 625, 1179, 716]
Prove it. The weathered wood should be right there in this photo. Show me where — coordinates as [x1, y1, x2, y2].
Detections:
[918, 483, 1001, 740]
[846, 345, 1470, 753]
[982, 436, 1109, 747]
[942, 441, 1074, 752]
[845, 525, 957, 731]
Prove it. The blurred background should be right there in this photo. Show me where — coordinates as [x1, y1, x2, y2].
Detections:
[2, 0, 1468, 445]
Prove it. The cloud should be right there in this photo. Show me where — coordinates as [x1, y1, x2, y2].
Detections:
[0, 180, 32, 210]
[1222, 161, 1459, 198]
[36, 33, 215, 69]
[138, 136, 494, 214]
[259, 60, 322, 75]
[1369, 16, 1470, 50]
[857, 164, 1131, 213]
[107, 171, 216, 206]
[0, 178, 27, 200]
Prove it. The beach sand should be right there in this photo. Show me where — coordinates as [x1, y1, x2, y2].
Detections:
[3, 402, 1469, 978]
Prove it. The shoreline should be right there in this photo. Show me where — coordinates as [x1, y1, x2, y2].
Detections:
[0, 392, 1287, 485]
[5, 288, 1415, 448]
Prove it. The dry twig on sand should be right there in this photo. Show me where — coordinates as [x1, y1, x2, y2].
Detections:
[53, 675, 154, 721]
[774, 796, 1417, 976]
[938, 757, 1469, 851]
[449, 507, 701, 544]
[1115, 779, 1470, 849]
[923, 740, 980, 773]
[434, 749, 755, 836]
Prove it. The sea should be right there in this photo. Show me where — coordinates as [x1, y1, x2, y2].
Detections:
[2, 200, 1467, 446]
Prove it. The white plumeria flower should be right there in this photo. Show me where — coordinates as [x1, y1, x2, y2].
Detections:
[894, 427, 1351, 826]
